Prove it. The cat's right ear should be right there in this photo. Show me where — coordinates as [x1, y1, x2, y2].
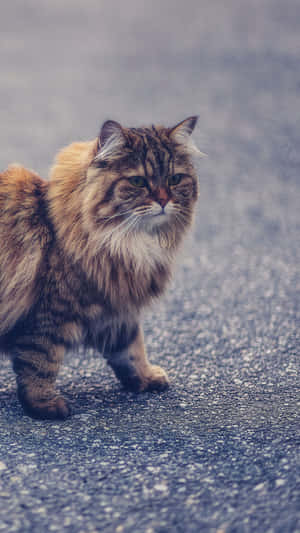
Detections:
[96, 120, 125, 162]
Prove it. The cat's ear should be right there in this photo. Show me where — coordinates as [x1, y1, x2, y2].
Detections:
[169, 116, 205, 157]
[96, 120, 125, 162]
[169, 116, 198, 142]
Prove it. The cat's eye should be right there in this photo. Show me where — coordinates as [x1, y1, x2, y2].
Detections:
[168, 174, 183, 186]
[128, 176, 147, 188]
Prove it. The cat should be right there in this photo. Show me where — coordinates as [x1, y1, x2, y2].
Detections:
[0, 116, 200, 419]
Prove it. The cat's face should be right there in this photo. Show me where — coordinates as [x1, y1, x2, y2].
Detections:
[84, 118, 201, 248]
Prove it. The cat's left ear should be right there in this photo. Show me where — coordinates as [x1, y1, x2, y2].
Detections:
[169, 116, 205, 157]
[169, 116, 198, 142]
[96, 120, 126, 162]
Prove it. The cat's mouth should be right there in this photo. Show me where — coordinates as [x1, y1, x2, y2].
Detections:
[142, 202, 171, 220]
[137, 207, 170, 232]
[151, 210, 166, 218]
[109, 202, 183, 236]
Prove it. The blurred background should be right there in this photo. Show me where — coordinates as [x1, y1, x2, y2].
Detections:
[0, 0, 299, 175]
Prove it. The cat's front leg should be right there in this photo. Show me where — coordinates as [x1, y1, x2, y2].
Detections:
[105, 324, 169, 392]
[12, 340, 70, 420]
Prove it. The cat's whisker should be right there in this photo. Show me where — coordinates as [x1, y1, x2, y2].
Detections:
[98, 208, 137, 222]
[176, 208, 191, 217]
[170, 206, 191, 222]
[99, 205, 153, 224]
[169, 203, 190, 214]
[172, 212, 189, 232]
[117, 216, 138, 238]
[133, 206, 153, 216]
[108, 214, 141, 257]
[171, 205, 189, 216]
[97, 216, 135, 250]
[108, 216, 135, 237]
[173, 216, 186, 231]
[103, 212, 139, 244]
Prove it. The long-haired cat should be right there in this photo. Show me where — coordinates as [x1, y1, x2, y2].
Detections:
[0, 117, 200, 419]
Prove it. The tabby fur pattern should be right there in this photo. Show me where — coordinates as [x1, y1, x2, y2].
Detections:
[0, 117, 200, 419]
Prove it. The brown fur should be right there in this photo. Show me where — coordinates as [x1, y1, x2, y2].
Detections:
[0, 118, 199, 419]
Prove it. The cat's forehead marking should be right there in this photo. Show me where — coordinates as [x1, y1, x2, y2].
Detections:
[93, 124, 193, 180]
[129, 127, 174, 181]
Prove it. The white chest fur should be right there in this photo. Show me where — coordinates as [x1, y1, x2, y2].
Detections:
[107, 230, 172, 273]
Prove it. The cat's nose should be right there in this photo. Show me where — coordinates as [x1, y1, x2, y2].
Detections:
[156, 188, 169, 208]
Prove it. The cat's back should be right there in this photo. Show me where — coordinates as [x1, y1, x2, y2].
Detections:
[0, 165, 51, 335]
[0, 164, 49, 222]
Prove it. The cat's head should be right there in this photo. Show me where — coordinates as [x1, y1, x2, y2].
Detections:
[83, 117, 202, 251]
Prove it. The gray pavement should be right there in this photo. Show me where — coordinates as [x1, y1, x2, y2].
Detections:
[0, 1, 299, 532]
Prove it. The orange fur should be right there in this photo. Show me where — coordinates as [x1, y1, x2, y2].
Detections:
[0, 165, 49, 334]
[0, 117, 199, 419]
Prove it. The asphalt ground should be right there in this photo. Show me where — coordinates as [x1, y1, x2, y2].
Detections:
[0, 1, 299, 532]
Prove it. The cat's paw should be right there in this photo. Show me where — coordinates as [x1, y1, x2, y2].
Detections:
[141, 364, 170, 392]
[113, 361, 169, 393]
[19, 393, 71, 420]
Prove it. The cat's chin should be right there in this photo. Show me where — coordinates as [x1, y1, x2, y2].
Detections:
[143, 222, 176, 249]
[137, 211, 171, 233]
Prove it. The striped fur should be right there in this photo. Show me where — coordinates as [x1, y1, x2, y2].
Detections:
[0, 117, 200, 419]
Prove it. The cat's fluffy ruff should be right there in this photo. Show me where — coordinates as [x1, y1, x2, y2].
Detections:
[0, 117, 199, 419]
[48, 139, 174, 309]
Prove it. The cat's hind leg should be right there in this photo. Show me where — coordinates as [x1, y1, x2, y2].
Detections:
[105, 324, 169, 392]
[12, 341, 70, 420]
